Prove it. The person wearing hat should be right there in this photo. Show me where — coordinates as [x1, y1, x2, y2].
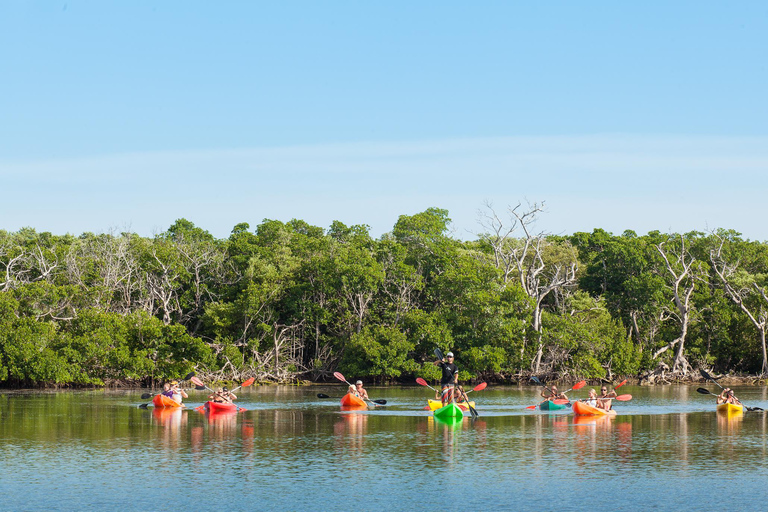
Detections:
[170, 380, 188, 405]
[348, 380, 369, 400]
[434, 351, 459, 405]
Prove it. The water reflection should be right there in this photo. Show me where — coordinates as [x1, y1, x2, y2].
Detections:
[334, 411, 369, 458]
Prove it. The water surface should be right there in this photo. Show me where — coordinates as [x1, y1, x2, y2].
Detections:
[1, 385, 767, 511]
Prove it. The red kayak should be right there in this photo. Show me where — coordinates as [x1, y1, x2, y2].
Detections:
[153, 394, 182, 408]
[204, 400, 238, 413]
[340, 393, 367, 407]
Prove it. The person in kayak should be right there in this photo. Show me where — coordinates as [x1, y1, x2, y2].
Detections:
[434, 351, 458, 405]
[716, 388, 742, 406]
[170, 381, 188, 404]
[209, 387, 236, 403]
[352, 380, 369, 401]
[541, 384, 568, 401]
[161, 383, 174, 398]
[584, 388, 599, 407]
[598, 385, 616, 410]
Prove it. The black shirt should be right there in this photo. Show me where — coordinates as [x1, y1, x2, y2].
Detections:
[439, 362, 458, 386]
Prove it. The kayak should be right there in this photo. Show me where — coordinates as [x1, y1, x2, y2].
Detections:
[427, 399, 476, 411]
[539, 400, 567, 411]
[153, 394, 182, 408]
[572, 400, 617, 416]
[340, 393, 367, 407]
[204, 400, 238, 413]
[717, 403, 744, 415]
[434, 402, 464, 420]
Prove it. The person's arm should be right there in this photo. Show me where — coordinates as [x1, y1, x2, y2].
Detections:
[230, 392, 237, 399]
[541, 390, 550, 399]
[180, 389, 188, 398]
[607, 391, 617, 398]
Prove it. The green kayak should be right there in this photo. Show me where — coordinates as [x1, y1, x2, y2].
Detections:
[434, 402, 464, 420]
[539, 400, 567, 411]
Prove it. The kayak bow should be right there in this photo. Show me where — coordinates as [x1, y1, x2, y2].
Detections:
[340, 393, 367, 408]
[152, 394, 182, 408]
[572, 401, 617, 416]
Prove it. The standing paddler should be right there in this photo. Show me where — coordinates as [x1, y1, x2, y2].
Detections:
[434, 351, 459, 405]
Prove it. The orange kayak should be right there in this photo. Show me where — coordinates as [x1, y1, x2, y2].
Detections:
[153, 394, 182, 408]
[572, 400, 617, 416]
[204, 401, 238, 413]
[340, 393, 367, 407]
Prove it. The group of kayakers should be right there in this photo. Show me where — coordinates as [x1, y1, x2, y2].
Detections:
[152, 352, 748, 414]
[158, 381, 237, 407]
[541, 385, 619, 411]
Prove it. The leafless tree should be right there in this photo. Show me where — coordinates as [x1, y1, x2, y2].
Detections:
[478, 201, 578, 373]
[711, 237, 768, 375]
[652, 237, 699, 374]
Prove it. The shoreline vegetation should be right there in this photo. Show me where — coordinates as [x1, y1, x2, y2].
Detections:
[2, 205, 768, 389]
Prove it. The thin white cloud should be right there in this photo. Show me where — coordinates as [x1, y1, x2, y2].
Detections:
[2, 134, 767, 240]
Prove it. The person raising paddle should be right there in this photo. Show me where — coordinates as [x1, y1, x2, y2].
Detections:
[434, 351, 458, 405]
[716, 388, 742, 406]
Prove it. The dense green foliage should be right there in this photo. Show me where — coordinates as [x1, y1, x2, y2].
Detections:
[2, 210, 768, 386]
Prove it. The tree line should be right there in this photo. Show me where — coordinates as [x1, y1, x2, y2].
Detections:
[1, 204, 767, 387]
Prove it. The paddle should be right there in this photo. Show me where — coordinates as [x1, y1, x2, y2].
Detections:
[433, 348, 477, 418]
[230, 377, 256, 393]
[317, 392, 387, 405]
[697, 385, 763, 412]
[333, 372, 387, 406]
[416, 377, 439, 394]
[191, 376, 246, 412]
[138, 371, 195, 408]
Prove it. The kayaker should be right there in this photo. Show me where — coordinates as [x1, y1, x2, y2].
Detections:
[716, 388, 742, 406]
[210, 387, 226, 403]
[222, 386, 237, 402]
[353, 380, 369, 401]
[585, 388, 599, 407]
[598, 385, 616, 410]
[170, 381, 188, 404]
[209, 387, 237, 403]
[434, 352, 458, 405]
[541, 384, 568, 401]
[161, 383, 174, 398]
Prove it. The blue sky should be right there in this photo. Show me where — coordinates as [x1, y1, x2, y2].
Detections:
[2, 2, 767, 240]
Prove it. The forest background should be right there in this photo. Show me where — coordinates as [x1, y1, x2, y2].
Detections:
[2, 203, 768, 388]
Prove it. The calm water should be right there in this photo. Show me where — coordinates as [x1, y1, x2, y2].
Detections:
[1, 385, 768, 511]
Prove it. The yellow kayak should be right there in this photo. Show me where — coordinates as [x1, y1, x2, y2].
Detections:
[717, 403, 743, 415]
[427, 399, 476, 411]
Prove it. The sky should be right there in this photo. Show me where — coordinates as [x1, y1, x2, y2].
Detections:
[1, 1, 767, 241]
